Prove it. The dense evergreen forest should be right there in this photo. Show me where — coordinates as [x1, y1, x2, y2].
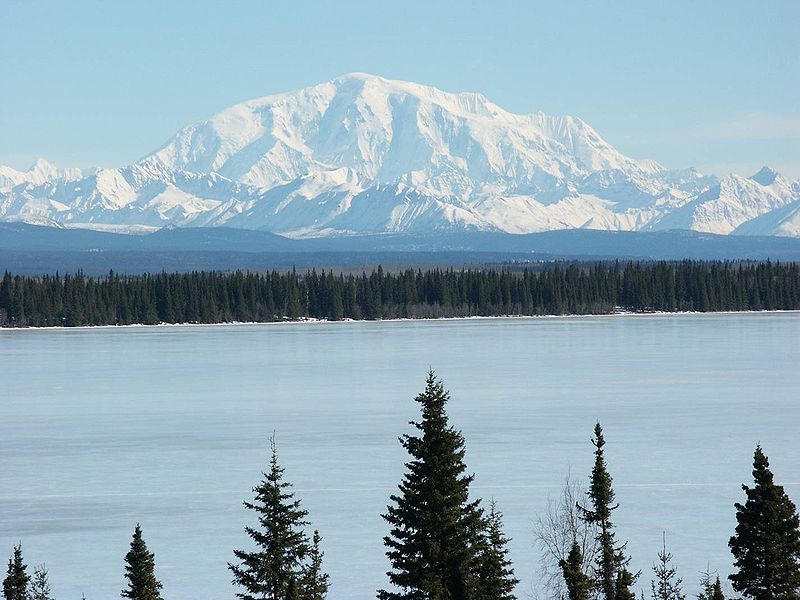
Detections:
[5, 373, 800, 599]
[1, 260, 798, 327]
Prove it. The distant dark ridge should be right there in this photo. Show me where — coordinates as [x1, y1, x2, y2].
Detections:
[0, 222, 297, 252]
[3, 223, 800, 275]
[1, 261, 798, 327]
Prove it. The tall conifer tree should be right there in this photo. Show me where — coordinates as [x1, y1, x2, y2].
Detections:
[560, 541, 593, 600]
[650, 535, 685, 600]
[379, 371, 484, 600]
[698, 572, 725, 600]
[474, 500, 518, 600]
[729, 445, 800, 600]
[2, 545, 29, 600]
[230, 436, 311, 600]
[300, 531, 329, 600]
[579, 423, 635, 600]
[29, 565, 52, 600]
[121, 524, 164, 600]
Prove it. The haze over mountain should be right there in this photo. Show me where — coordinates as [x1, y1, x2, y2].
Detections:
[2, 74, 798, 237]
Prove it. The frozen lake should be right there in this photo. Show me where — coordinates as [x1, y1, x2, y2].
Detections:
[1, 314, 799, 599]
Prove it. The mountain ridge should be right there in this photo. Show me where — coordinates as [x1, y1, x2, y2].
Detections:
[2, 73, 798, 237]
[4, 223, 800, 277]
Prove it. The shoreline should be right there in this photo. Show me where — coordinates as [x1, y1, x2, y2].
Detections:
[1, 309, 797, 333]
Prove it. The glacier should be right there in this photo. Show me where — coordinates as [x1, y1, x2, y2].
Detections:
[1, 73, 798, 237]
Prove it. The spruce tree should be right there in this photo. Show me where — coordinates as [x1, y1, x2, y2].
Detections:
[698, 572, 725, 600]
[379, 371, 484, 600]
[650, 535, 685, 600]
[729, 445, 800, 600]
[121, 524, 164, 600]
[300, 531, 329, 600]
[614, 569, 637, 600]
[579, 422, 635, 600]
[230, 436, 311, 600]
[560, 541, 593, 600]
[28, 565, 52, 600]
[474, 500, 518, 600]
[3, 545, 29, 600]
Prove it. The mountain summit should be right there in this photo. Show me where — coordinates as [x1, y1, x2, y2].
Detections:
[138, 72, 659, 193]
[1, 74, 798, 236]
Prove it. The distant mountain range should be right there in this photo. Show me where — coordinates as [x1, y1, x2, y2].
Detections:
[2, 73, 799, 237]
[3, 222, 800, 276]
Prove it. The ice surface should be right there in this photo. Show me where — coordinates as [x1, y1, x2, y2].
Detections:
[0, 313, 799, 598]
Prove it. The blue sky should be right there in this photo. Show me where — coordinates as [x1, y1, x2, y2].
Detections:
[2, 0, 798, 178]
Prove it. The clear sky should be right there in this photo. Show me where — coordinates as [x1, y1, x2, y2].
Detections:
[2, 0, 798, 178]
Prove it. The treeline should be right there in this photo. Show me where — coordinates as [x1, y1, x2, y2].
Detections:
[5, 373, 800, 600]
[1, 260, 799, 327]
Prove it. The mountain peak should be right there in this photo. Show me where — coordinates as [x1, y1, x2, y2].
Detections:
[750, 166, 778, 186]
[31, 158, 56, 171]
[0, 157, 87, 193]
[1, 75, 793, 238]
[139, 73, 652, 194]
[333, 71, 383, 82]
[329, 72, 494, 109]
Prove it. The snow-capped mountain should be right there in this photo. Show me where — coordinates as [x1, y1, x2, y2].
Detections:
[0, 159, 88, 192]
[1, 73, 798, 236]
[648, 168, 799, 235]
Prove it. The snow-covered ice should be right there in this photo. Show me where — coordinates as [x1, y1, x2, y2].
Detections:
[0, 313, 798, 598]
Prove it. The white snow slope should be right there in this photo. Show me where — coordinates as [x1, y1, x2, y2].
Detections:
[2, 74, 798, 237]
